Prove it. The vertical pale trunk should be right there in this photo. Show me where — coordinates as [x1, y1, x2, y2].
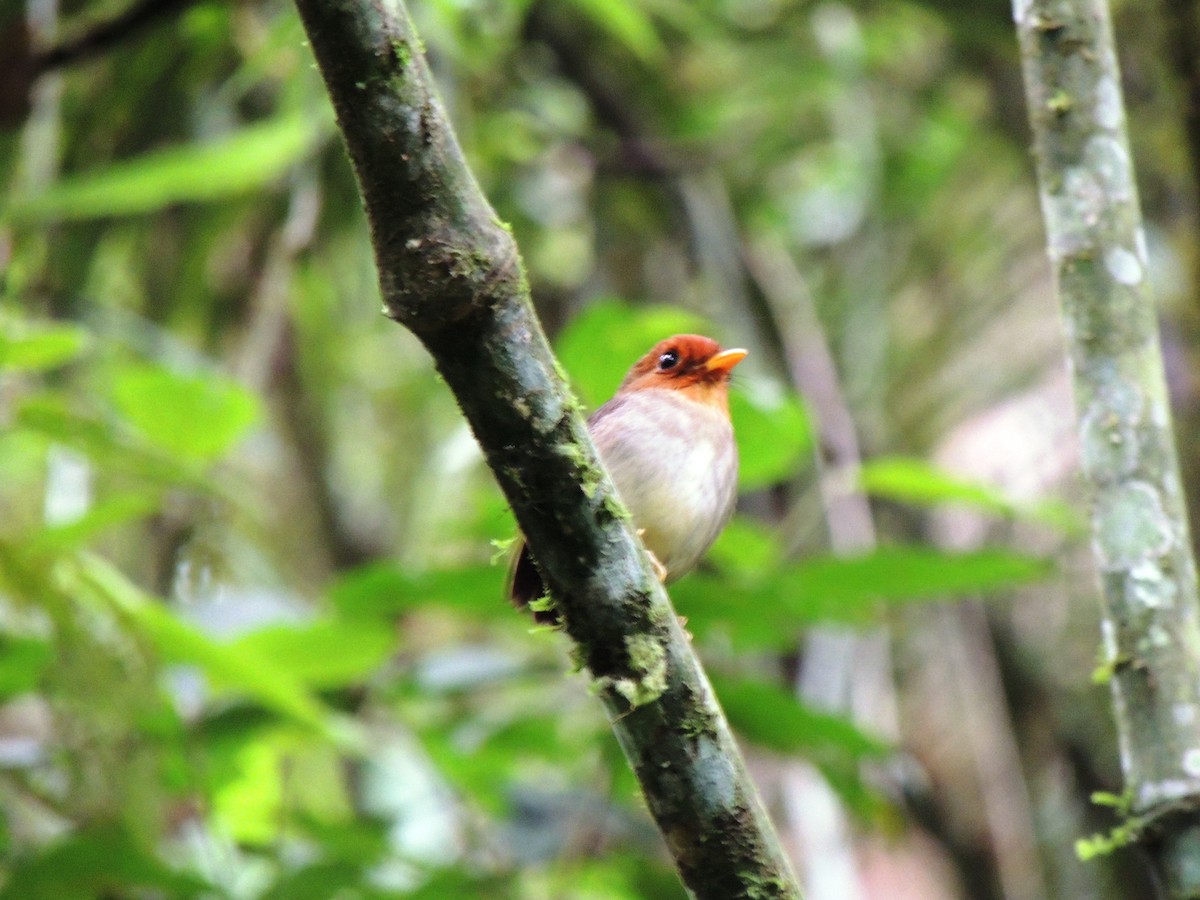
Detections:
[1013, 0, 1200, 893]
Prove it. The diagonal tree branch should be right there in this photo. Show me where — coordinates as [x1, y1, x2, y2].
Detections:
[1013, 1, 1200, 894]
[290, 0, 803, 896]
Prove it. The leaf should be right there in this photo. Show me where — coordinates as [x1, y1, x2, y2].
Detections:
[403, 871, 516, 900]
[704, 516, 782, 576]
[678, 546, 1051, 647]
[0, 823, 213, 900]
[28, 493, 160, 551]
[710, 673, 890, 760]
[0, 635, 52, 700]
[817, 757, 898, 826]
[71, 554, 352, 743]
[227, 620, 396, 689]
[768, 546, 1050, 610]
[260, 861, 366, 900]
[0, 319, 89, 371]
[212, 737, 286, 845]
[859, 456, 1079, 531]
[16, 394, 209, 489]
[561, 0, 664, 62]
[3, 115, 321, 222]
[329, 562, 510, 622]
[290, 816, 392, 866]
[730, 380, 812, 489]
[110, 362, 260, 462]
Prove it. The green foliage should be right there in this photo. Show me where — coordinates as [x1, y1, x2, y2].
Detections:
[1075, 820, 1144, 861]
[730, 386, 813, 490]
[710, 672, 890, 760]
[1074, 789, 1143, 862]
[329, 562, 512, 622]
[860, 456, 1080, 531]
[0, 0, 1099, 894]
[679, 546, 1051, 648]
[3, 115, 323, 223]
[227, 619, 395, 689]
[0, 317, 90, 371]
[110, 362, 261, 462]
[562, 0, 665, 62]
[0, 823, 214, 900]
[75, 554, 342, 737]
[0, 635, 52, 701]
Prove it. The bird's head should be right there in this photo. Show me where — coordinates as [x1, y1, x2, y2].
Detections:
[617, 334, 748, 410]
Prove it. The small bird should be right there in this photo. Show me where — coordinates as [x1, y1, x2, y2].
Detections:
[508, 334, 747, 619]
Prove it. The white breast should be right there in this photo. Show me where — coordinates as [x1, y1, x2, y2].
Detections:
[589, 388, 738, 578]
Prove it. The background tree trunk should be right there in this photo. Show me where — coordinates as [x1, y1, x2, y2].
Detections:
[1013, 0, 1200, 894]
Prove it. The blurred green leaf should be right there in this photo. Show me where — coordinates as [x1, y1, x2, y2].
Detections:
[711, 672, 890, 760]
[730, 381, 812, 489]
[16, 394, 208, 488]
[212, 735, 286, 845]
[111, 362, 260, 462]
[768, 546, 1049, 610]
[291, 815, 392, 866]
[404, 871, 517, 899]
[680, 546, 1051, 647]
[703, 582, 905, 830]
[817, 757, 899, 827]
[0, 319, 89, 371]
[260, 861, 370, 900]
[859, 456, 1080, 532]
[72, 554, 349, 741]
[705, 516, 782, 576]
[562, 0, 665, 62]
[329, 562, 510, 622]
[861, 456, 1011, 511]
[536, 854, 687, 900]
[3, 115, 321, 223]
[229, 619, 396, 689]
[0, 635, 52, 700]
[0, 823, 213, 900]
[29, 493, 160, 551]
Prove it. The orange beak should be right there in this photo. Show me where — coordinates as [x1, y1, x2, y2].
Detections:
[703, 348, 748, 374]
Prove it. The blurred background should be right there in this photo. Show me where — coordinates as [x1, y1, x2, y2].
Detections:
[0, 0, 1195, 896]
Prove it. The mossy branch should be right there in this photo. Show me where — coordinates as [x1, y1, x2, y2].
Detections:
[1014, 0, 1200, 894]
[291, 0, 802, 896]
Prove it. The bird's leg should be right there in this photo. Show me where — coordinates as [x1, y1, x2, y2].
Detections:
[635, 528, 669, 582]
[647, 551, 668, 583]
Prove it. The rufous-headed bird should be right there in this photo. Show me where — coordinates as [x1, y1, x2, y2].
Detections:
[508, 334, 747, 619]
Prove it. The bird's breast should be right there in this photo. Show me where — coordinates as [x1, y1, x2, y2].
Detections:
[589, 388, 738, 577]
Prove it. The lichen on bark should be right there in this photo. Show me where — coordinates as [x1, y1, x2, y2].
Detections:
[1014, 0, 1200, 893]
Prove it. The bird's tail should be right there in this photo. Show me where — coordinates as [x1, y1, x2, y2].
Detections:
[505, 538, 559, 623]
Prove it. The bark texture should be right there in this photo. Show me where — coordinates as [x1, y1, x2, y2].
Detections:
[1013, 1, 1200, 894]
[291, 0, 802, 896]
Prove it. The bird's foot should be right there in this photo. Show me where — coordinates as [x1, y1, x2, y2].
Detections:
[648, 552, 668, 583]
[634, 528, 669, 582]
[677, 614, 693, 641]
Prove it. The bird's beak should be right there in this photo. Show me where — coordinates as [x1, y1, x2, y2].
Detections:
[703, 348, 748, 374]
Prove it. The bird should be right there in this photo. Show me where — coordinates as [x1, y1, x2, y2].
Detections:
[508, 334, 747, 621]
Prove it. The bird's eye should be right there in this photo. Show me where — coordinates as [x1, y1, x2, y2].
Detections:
[657, 350, 680, 371]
